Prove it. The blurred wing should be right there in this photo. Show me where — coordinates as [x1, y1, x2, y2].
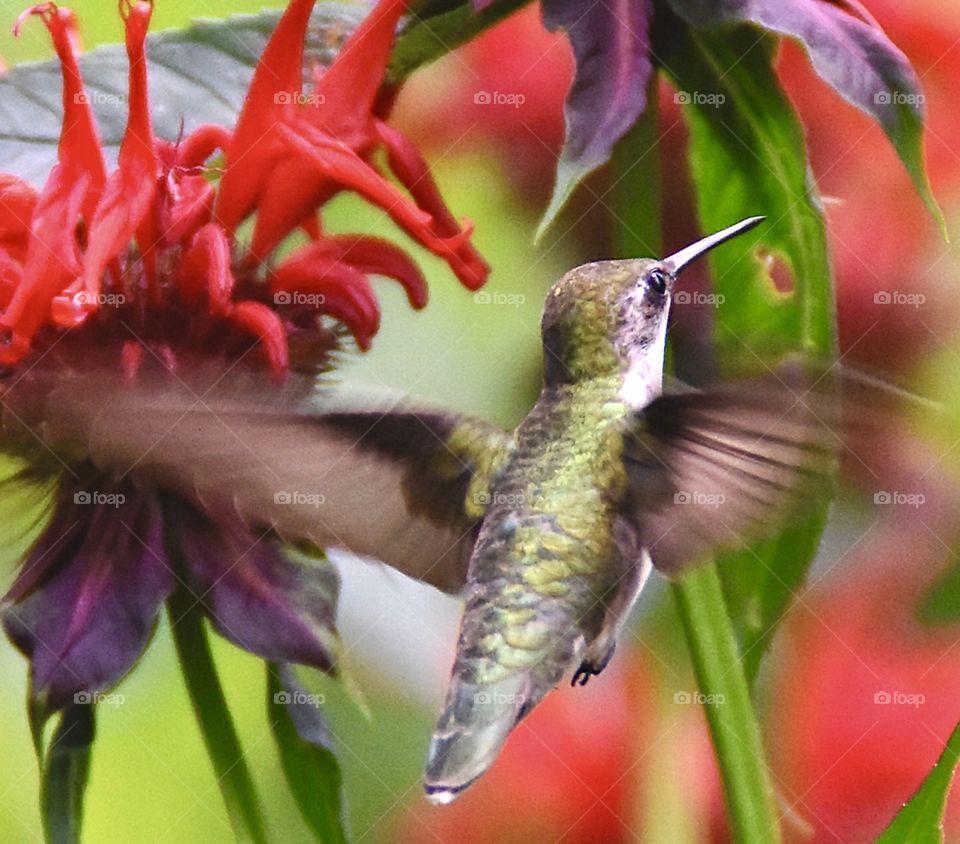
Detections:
[2, 360, 511, 593]
[623, 364, 836, 574]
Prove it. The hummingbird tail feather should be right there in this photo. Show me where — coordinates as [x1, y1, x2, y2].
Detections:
[423, 672, 532, 803]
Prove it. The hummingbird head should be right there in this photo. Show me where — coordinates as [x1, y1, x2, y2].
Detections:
[540, 217, 764, 405]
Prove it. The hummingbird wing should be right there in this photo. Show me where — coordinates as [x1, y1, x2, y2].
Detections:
[622, 363, 836, 575]
[1, 357, 511, 593]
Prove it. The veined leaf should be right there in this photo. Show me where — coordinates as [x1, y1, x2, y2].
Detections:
[656, 14, 835, 682]
[876, 721, 960, 843]
[536, 0, 654, 238]
[665, 0, 943, 232]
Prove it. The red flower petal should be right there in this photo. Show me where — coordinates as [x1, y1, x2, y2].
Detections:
[215, 0, 314, 233]
[178, 222, 234, 315]
[228, 300, 289, 375]
[80, 0, 158, 302]
[273, 246, 381, 348]
[298, 234, 428, 308]
[0, 3, 106, 357]
[377, 120, 490, 289]
[310, 0, 408, 139]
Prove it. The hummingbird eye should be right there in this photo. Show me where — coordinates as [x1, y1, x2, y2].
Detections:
[646, 267, 669, 296]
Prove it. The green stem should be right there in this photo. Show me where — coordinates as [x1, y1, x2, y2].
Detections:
[671, 567, 782, 843]
[611, 77, 782, 843]
[168, 587, 268, 844]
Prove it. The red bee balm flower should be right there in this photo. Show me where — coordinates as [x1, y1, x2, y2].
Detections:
[0, 0, 488, 713]
[0, 0, 487, 372]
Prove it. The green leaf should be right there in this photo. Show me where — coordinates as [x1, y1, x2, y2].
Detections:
[37, 703, 95, 844]
[657, 14, 836, 682]
[876, 721, 960, 843]
[168, 587, 267, 844]
[666, 0, 944, 235]
[267, 663, 348, 844]
[671, 567, 782, 844]
[918, 553, 960, 626]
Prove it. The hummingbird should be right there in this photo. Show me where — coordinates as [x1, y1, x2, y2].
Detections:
[0, 216, 835, 802]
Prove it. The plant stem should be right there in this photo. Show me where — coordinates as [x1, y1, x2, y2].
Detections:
[671, 567, 782, 843]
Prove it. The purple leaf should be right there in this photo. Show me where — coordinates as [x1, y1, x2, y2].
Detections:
[538, 0, 654, 238]
[168, 499, 340, 672]
[665, 0, 942, 229]
[2, 480, 174, 712]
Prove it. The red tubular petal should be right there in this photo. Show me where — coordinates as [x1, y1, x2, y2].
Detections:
[227, 301, 289, 376]
[177, 223, 234, 315]
[376, 120, 490, 290]
[306, 235, 427, 308]
[162, 178, 214, 245]
[176, 123, 231, 170]
[273, 247, 380, 346]
[0, 174, 37, 261]
[215, 0, 314, 232]
[80, 1, 158, 299]
[310, 0, 408, 134]
[264, 122, 434, 251]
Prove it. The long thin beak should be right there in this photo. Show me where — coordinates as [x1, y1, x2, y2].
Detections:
[661, 216, 765, 276]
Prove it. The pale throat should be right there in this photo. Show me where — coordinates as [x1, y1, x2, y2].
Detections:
[618, 315, 667, 409]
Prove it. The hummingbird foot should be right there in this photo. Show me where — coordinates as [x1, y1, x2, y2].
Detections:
[571, 642, 616, 687]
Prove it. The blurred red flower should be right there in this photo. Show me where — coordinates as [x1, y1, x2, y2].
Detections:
[773, 542, 960, 843]
[0, 0, 487, 376]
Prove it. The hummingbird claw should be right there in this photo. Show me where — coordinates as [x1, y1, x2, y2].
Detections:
[571, 642, 617, 686]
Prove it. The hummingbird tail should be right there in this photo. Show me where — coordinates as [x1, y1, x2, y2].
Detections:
[423, 672, 533, 804]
